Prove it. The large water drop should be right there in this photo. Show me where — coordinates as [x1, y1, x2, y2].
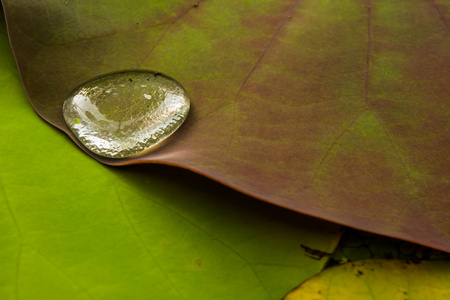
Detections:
[63, 70, 190, 158]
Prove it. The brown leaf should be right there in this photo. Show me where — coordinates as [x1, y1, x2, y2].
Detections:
[3, 0, 450, 251]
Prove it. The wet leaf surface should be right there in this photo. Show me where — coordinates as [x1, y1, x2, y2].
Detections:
[285, 259, 450, 300]
[2, 0, 449, 251]
[0, 18, 341, 299]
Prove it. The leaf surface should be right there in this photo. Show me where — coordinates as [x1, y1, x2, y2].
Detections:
[2, 0, 450, 250]
[0, 17, 341, 299]
[284, 259, 450, 300]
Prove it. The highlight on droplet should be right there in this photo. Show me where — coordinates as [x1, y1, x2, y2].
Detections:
[62, 70, 190, 158]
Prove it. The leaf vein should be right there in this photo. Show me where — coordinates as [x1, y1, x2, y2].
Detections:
[429, 0, 450, 34]
[0, 176, 23, 300]
[14, 246, 21, 300]
[110, 182, 187, 300]
[30, 246, 95, 299]
[137, 0, 206, 68]
[310, 111, 364, 184]
[364, 0, 372, 107]
[118, 184, 272, 297]
[219, 0, 303, 165]
[371, 113, 427, 214]
[0, 176, 22, 236]
[372, 113, 418, 197]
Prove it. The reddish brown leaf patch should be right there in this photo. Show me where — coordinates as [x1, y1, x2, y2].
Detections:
[2, 0, 449, 251]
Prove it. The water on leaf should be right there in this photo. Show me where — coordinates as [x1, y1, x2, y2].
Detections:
[63, 70, 190, 158]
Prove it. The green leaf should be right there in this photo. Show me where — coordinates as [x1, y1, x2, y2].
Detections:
[0, 17, 341, 299]
[3, 0, 449, 251]
[284, 259, 450, 300]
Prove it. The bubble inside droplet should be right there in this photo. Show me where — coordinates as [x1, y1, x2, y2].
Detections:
[63, 70, 190, 158]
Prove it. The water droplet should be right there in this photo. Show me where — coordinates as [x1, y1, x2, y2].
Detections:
[63, 70, 190, 158]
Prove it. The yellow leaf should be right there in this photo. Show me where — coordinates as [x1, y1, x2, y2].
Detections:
[285, 259, 450, 300]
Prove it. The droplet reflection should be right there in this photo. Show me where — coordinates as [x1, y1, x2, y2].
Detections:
[63, 70, 190, 158]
